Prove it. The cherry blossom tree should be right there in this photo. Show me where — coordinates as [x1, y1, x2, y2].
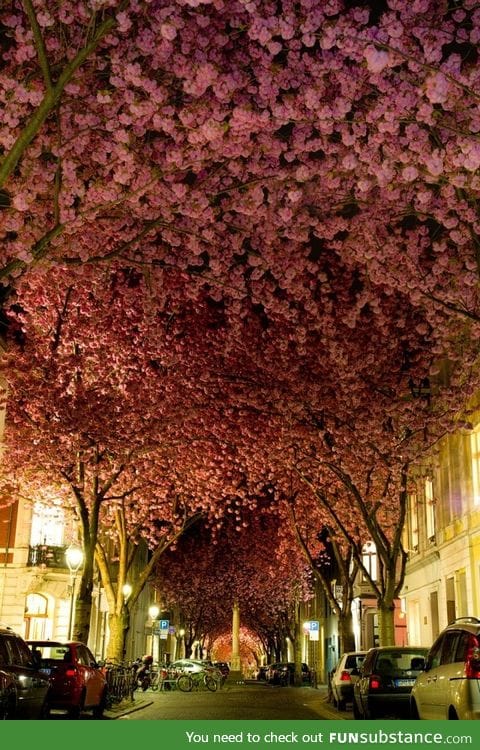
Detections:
[0, 0, 479, 351]
[154, 503, 313, 681]
[0, 265, 247, 656]
[288, 505, 358, 654]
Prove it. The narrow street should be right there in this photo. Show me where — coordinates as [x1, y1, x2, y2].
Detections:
[110, 684, 350, 721]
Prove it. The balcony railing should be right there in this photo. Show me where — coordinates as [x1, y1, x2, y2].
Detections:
[27, 544, 68, 569]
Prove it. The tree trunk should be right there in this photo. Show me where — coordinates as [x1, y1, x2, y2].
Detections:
[72, 565, 93, 644]
[106, 609, 129, 662]
[337, 610, 355, 655]
[73, 592, 92, 645]
[377, 601, 396, 646]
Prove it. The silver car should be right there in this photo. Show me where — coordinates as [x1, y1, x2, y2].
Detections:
[331, 651, 367, 710]
[411, 616, 480, 720]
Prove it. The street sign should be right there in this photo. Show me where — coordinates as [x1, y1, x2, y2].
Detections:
[160, 619, 169, 630]
[309, 620, 319, 641]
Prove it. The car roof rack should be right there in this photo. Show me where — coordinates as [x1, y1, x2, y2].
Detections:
[453, 616, 480, 624]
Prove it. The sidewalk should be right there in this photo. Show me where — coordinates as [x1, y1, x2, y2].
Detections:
[104, 696, 154, 720]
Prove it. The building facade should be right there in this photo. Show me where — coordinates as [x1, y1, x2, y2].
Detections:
[403, 422, 480, 647]
[0, 494, 154, 662]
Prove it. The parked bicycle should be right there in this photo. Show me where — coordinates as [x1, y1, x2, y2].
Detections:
[102, 662, 136, 707]
[150, 663, 222, 692]
[177, 665, 222, 692]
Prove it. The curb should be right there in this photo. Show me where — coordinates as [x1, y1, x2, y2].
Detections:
[104, 699, 154, 719]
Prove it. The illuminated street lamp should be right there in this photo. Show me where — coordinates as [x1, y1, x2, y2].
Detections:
[148, 604, 160, 620]
[65, 544, 84, 640]
[122, 583, 132, 603]
[149, 604, 160, 662]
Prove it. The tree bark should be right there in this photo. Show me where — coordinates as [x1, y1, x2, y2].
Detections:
[338, 610, 356, 654]
[106, 609, 130, 662]
[377, 601, 396, 646]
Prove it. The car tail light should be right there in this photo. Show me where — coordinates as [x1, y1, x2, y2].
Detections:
[340, 670, 351, 682]
[369, 675, 381, 690]
[465, 636, 480, 679]
[65, 668, 78, 678]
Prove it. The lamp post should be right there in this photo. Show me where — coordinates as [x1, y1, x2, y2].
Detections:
[177, 628, 185, 659]
[65, 544, 84, 640]
[149, 604, 160, 663]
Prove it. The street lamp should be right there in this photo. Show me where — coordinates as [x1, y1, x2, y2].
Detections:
[178, 628, 185, 659]
[65, 544, 84, 640]
[122, 583, 132, 603]
[149, 604, 160, 663]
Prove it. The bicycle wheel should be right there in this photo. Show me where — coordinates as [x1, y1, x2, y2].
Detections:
[205, 676, 217, 692]
[177, 674, 193, 692]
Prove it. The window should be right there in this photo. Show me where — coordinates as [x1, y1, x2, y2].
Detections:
[429, 591, 440, 640]
[25, 593, 48, 616]
[425, 478, 436, 541]
[76, 645, 91, 666]
[30, 502, 65, 546]
[440, 631, 461, 665]
[362, 541, 377, 581]
[470, 427, 480, 506]
[408, 493, 419, 551]
[2, 636, 31, 667]
[446, 576, 456, 624]
[427, 636, 443, 670]
[454, 632, 472, 663]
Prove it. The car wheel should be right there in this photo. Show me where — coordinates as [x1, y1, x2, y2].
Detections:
[0, 694, 16, 720]
[39, 699, 50, 719]
[92, 690, 107, 719]
[353, 699, 364, 720]
[69, 691, 85, 719]
[448, 707, 459, 720]
[410, 699, 420, 720]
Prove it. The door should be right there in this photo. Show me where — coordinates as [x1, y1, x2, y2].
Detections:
[3, 636, 47, 718]
[416, 635, 443, 719]
[77, 645, 103, 705]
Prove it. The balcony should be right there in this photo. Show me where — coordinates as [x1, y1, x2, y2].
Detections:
[27, 544, 68, 569]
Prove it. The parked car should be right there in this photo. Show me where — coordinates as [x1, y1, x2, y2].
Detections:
[0, 669, 17, 719]
[353, 646, 428, 719]
[266, 662, 311, 685]
[167, 658, 213, 674]
[410, 616, 480, 720]
[27, 640, 107, 718]
[331, 651, 367, 710]
[256, 664, 270, 681]
[0, 626, 49, 719]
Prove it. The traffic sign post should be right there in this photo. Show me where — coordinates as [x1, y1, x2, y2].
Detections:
[159, 619, 170, 641]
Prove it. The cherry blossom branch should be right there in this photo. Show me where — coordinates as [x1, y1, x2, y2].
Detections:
[0, 1, 130, 188]
[23, 0, 53, 93]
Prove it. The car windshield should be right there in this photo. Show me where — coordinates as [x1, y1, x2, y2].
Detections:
[345, 654, 365, 670]
[31, 644, 71, 661]
[375, 651, 426, 675]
